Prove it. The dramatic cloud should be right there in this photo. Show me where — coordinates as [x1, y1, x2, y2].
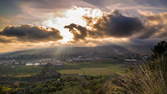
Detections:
[0, 25, 63, 42]
[63, 10, 167, 51]
[1, 0, 167, 32]
[1, 10, 166, 46]
[92, 11, 143, 37]
[65, 24, 88, 41]
[0, 0, 167, 53]
[65, 10, 143, 41]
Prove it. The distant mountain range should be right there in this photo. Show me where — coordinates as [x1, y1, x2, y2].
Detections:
[0, 43, 153, 61]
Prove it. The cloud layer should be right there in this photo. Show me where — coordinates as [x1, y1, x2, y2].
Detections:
[0, 25, 62, 42]
[1, 11, 167, 44]
[65, 10, 143, 41]
[0, 9, 167, 54]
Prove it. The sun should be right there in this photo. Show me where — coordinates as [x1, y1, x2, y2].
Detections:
[42, 7, 103, 43]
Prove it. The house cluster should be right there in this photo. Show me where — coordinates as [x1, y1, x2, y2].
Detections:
[66, 56, 95, 63]
[26, 58, 64, 66]
[0, 58, 65, 66]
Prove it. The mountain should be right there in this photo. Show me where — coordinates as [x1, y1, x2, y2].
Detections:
[0, 44, 152, 61]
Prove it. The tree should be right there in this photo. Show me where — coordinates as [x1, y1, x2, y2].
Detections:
[152, 41, 167, 59]
[35, 63, 61, 81]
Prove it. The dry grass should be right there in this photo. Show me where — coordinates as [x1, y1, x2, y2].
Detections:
[125, 56, 167, 94]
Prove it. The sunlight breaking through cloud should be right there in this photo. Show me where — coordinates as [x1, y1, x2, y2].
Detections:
[42, 6, 104, 43]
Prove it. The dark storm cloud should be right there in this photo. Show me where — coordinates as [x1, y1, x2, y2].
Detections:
[0, 25, 63, 42]
[93, 11, 143, 37]
[65, 11, 143, 41]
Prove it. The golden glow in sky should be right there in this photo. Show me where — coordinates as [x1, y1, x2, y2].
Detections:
[42, 7, 103, 43]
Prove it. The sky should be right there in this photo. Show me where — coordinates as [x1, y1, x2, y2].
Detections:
[0, 0, 167, 52]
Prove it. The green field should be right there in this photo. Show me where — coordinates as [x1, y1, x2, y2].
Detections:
[0, 61, 126, 77]
[0, 61, 127, 94]
[58, 62, 126, 75]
